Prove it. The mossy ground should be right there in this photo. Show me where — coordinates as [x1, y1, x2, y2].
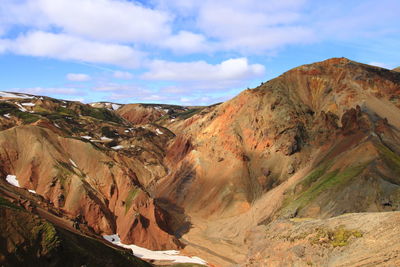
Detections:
[377, 143, 400, 176]
[282, 162, 369, 216]
[125, 188, 140, 213]
[31, 222, 60, 254]
[309, 225, 363, 247]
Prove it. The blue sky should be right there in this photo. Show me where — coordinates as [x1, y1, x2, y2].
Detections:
[0, 0, 399, 105]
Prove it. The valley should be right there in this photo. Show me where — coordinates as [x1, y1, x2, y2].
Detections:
[1, 58, 400, 266]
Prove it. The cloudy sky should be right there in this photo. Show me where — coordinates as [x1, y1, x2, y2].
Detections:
[0, 0, 399, 105]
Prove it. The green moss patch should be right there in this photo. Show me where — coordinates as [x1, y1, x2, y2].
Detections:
[377, 143, 400, 176]
[15, 111, 41, 123]
[310, 225, 363, 247]
[282, 163, 369, 215]
[125, 188, 140, 213]
[0, 102, 18, 114]
[80, 106, 122, 123]
[56, 106, 76, 116]
[32, 222, 60, 253]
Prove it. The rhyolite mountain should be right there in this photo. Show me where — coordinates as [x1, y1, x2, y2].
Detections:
[1, 57, 400, 266]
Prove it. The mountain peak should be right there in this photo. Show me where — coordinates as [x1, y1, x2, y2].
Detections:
[393, 67, 400, 72]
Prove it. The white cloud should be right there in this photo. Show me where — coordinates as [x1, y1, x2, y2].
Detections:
[113, 71, 133, 80]
[162, 31, 211, 54]
[153, 0, 313, 53]
[2, 31, 144, 68]
[0, 0, 314, 55]
[142, 58, 265, 81]
[1, 0, 172, 43]
[66, 73, 91, 82]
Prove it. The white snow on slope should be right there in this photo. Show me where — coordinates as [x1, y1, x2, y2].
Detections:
[81, 136, 92, 140]
[28, 189, 36, 194]
[103, 234, 207, 265]
[0, 92, 34, 99]
[3, 113, 11, 119]
[111, 104, 121, 110]
[156, 129, 163, 135]
[22, 102, 35, 107]
[111, 145, 124, 150]
[69, 159, 78, 168]
[101, 136, 113, 141]
[15, 103, 27, 112]
[6, 175, 20, 187]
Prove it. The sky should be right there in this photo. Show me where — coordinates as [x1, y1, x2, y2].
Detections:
[0, 0, 399, 105]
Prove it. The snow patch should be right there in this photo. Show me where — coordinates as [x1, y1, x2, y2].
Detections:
[111, 145, 124, 150]
[103, 234, 207, 265]
[6, 175, 20, 187]
[155, 129, 163, 135]
[124, 130, 129, 133]
[81, 136, 92, 140]
[3, 113, 11, 119]
[15, 103, 27, 112]
[170, 119, 176, 122]
[69, 159, 78, 168]
[0, 92, 34, 99]
[21, 102, 35, 107]
[100, 136, 113, 141]
[28, 189, 36, 194]
[54, 123, 60, 128]
[111, 103, 121, 110]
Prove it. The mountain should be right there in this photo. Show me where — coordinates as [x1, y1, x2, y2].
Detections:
[157, 57, 400, 216]
[1, 58, 400, 266]
[0, 94, 182, 252]
[393, 67, 400, 72]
